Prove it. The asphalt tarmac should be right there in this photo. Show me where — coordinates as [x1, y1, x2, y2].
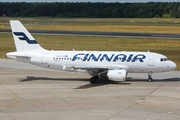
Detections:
[1, 29, 180, 38]
[0, 59, 180, 120]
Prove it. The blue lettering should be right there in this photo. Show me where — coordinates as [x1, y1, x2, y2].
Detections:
[72, 54, 84, 61]
[127, 54, 133, 62]
[113, 54, 127, 62]
[72, 53, 146, 62]
[82, 54, 89, 61]
[100, 54, 114, 62]
[132, 54, 146, 62]
[97, 54, 102, 60]
[87, 54, 101, 61]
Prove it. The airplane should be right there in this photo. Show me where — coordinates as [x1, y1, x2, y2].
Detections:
[6, 20, 177, 83]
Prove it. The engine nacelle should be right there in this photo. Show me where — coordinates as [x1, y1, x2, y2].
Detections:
[107, 70, 127, 81]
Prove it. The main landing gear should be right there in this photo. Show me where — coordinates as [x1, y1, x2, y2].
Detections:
[90, 76, 98, 84]
[148, 72, 153, 82]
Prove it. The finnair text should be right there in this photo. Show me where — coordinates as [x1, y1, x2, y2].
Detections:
[72, 54, 146, 62]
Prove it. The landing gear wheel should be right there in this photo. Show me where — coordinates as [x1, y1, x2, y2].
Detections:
[90, 78, 96, 84]
[148, 72, 153, 82]
[148, 78, 153, 82]
[90, 76, 98, 84]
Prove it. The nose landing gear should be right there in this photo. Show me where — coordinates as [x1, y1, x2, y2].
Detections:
[148, 72, 153, 82]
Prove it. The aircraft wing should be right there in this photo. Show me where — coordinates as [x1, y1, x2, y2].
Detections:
[71, 65, 129, 71]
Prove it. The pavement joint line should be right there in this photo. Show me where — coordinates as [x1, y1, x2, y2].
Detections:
[9, 86, 93, 107]
[2, 82, 179, 110]
[0, 83, 128, 109]
[0, 91, 18, 109]
[0, 83, 129, 109]
[107, 81, 170, 120]
[139, 81, 169, 103]
[6, 102, 180, 109]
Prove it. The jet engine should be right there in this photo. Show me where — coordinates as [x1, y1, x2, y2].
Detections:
[107, 69, 127, 81]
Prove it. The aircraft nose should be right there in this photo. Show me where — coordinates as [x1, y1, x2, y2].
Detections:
[170, 61, 177, 70]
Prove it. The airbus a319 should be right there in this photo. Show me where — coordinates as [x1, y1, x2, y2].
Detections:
[6, 20, 177, 83]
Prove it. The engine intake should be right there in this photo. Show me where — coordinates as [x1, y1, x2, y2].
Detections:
[107, 69, 127, 81]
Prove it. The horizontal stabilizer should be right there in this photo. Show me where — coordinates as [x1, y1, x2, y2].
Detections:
[6, 52, 30, 59]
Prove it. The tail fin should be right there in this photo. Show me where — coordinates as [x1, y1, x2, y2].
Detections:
[10, 20, 45, 52]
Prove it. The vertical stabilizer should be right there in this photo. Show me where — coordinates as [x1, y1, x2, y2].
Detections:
[10, 20, 45, 52]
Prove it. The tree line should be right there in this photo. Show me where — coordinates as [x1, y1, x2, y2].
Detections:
[1, 2, 180, 18]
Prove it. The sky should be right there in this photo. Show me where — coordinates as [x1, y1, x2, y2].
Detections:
[0, 0, 180, 3]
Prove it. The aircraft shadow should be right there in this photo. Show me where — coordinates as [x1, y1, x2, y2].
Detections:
[125, 77, 180, 82]
[19, 76, 131, 89]
[19, 76, 180, 83]
[19, 76, 89, 82]
[19, 76, 180, 89]
[76, 77, 131, 89]
[76, 77, 180, 89]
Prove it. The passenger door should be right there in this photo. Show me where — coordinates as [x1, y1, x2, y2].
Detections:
[148, 54, 154, 66]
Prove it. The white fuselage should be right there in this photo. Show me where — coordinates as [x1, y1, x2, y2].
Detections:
[8, 50, 176, 73]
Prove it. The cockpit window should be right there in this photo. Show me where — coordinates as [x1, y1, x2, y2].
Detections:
[160, 58, 163, 61]
[164, 58, 169, 61]
[160, 58, 170, 62]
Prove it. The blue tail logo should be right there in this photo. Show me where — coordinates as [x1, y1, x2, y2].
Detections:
[13, 32, 38, 44]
